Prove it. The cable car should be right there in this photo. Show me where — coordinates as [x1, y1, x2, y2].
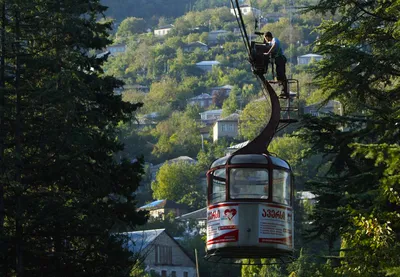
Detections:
[204, 71, 297, 262]
[206, 153, 294, 261]
[205, 0, 299, 263]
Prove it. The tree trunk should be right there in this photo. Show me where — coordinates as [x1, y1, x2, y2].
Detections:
[0, 0, 6, 236]
[0, 2, 7, 275]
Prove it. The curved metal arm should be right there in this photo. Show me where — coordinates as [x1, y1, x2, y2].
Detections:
[233, 74, 280, 155]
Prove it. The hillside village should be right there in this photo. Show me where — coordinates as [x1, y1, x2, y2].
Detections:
[0, 0, 397, 275]
[99, 1, 337, 276]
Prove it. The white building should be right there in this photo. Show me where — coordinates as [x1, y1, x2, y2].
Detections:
[213, 113, 240, 142]
[199, 109, 223, 125]
[154, 24, 173, 36]
[195, 61, 220, 72]
[230, 4, 262, 18]
[187, 93, 213, 108]
[297, 53, 323, 65]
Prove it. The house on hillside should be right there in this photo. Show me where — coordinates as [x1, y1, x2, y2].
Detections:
[230, 4, 262, 18]
[187, 93, 213, 108]
[199, 109, 223, 125]
[114, 84, 150, 95]
[211, 85, 233, 97]
[138, 200, 189, 219]
[213, 113, 240, 142]
[183, 41, 209, 53]
[207, 30, 228, 45]
[126, 229, 196, 277]
[211, 85, 233, 107]
[106, 43, 126, 56]
[297, 53, 323, 65]
[154, 24, 174, 36]
[134, 117, 157, 130]
[304, 100, 342, 117]
[195, 60, 220, 72]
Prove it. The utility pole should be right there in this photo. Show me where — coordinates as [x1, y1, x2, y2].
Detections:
[195, 248, 200, 277]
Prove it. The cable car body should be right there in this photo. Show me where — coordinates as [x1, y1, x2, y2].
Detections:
[206, 154, 294, 260]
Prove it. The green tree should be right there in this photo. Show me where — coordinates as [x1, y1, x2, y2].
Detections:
[287, 249, 338, 277]
[298, 0, 400, 275]
[241, 259, 284, 277]
[268, 134, 325, 190]
[239, 98, 271, 140]
[151, 111, 202, 160]
[196, 138, 230, 171]
[151, 161, 205, 210]
[116, 17, 147, 42]
[0, 0, 147, 275]
[222, 86, 239, 117]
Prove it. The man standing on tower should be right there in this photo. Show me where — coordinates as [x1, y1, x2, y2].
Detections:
[264, 31, 288, 97]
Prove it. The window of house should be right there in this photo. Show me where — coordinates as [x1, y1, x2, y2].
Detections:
[171, 271, 176, 277]
[161, 270, 167, 277]
[155, 245, 173, 265]
[183, 272, 189, 277]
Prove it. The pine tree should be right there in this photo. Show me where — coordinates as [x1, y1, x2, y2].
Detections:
[299, 0, 400, 275]
[0, 0, 147, 275]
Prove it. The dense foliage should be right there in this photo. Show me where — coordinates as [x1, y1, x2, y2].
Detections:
[298, 0, 400, 275]
[0, 0, 147, 275]
[1, 0, 396, 275]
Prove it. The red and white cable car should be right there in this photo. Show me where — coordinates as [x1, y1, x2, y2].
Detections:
[205, 0, 299, 263]
[206, 153, 294, 262]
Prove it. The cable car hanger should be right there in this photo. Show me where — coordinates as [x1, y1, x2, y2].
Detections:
[230, 0, 299, 154]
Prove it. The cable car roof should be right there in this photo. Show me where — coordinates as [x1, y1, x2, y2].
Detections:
[210, 153, 290, 169]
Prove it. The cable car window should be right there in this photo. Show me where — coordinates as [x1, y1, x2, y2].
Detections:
[211, 156, 229, 168]
[272, 170, 291, 205]
[230, 168, 269, 199]
[210, 169, 226, 204]
[230, 154, 268, 164]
